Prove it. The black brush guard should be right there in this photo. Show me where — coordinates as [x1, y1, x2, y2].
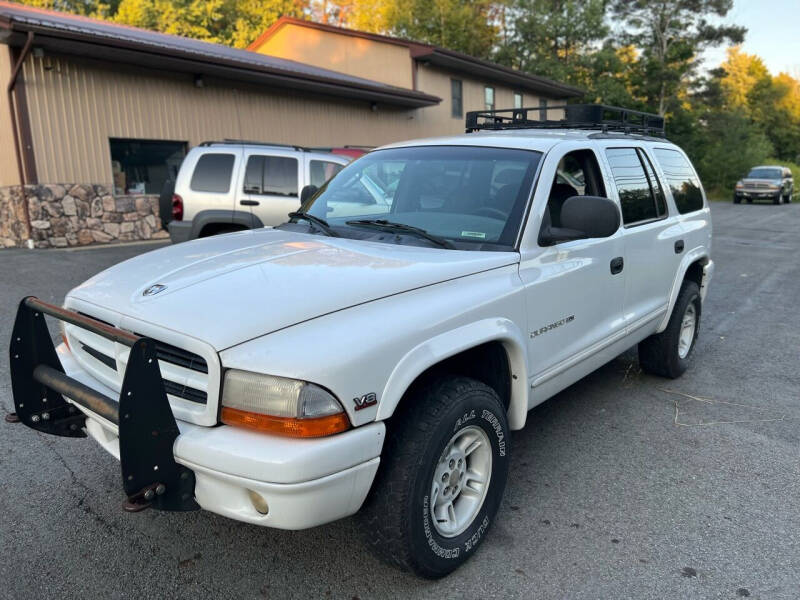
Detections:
[8, 296, 199, 512]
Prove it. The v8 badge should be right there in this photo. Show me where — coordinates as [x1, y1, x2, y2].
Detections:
[353, 392, 377, 411]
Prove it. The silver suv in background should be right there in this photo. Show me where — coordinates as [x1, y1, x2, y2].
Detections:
[734, 165, 794, 204]
[166, 141, 352, 242]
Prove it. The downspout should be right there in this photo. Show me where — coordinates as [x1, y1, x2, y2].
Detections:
[7, 30, 34, 248]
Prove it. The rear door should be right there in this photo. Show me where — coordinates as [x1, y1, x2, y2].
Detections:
[601, 145, 685, 333]
[180, 150, 240, 222]
[239, 150, 302, 226]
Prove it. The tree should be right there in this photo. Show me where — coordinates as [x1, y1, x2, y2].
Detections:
[112, 0, 306, 47]
[612, 0, 745, 115]
[494, 0, 608, 81]
[380, 0, 500, 59]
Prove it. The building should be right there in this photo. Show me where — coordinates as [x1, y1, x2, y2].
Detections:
[0, 3, 581, 249]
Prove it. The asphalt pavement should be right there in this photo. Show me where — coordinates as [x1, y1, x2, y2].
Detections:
[1, 202, 799, 599]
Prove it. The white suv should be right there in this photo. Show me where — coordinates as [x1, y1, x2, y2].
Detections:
[167, 141, 351, 242]
[9, 105, 713, 578]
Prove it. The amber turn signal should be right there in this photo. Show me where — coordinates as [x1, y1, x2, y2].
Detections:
[221, 407, 350, 438]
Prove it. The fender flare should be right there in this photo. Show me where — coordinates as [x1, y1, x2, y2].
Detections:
[375, 318, 530, 430]
[190, 210, 263, 239]
[656, 248, 710, 333]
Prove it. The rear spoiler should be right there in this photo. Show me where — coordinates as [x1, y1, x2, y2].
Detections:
[8, 296, 199, 512]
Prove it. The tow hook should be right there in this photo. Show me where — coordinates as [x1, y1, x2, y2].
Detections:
[122, 482, 167, 513]
[5, 412, 20, 423]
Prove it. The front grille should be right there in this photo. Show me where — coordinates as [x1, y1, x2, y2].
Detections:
[163, 380, 207, 404]
[147, 338, 208, 374]
[76, 337, 208, 405]
[81, 343, 116, 370]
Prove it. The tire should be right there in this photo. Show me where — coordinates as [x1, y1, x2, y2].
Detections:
[733, 195, 741, 204]
[638, 280, 701, 379]
[787, 188, 793, 203]
[158, 179, 175, 229]
[746, 198, 753, 204]
[360, 376, 510, 578]
[774, 192, 782, 205]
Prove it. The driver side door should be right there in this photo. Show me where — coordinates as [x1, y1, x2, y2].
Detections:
[518, 146, 627, 403]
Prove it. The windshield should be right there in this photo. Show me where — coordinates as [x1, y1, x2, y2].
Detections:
[747, 167, 782, 180]
[296, 145, 541, 249]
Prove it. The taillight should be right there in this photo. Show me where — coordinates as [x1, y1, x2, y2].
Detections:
[171, 194, 183, 221]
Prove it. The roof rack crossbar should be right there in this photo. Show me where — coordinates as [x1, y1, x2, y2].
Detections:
[465, 104, 665, 137]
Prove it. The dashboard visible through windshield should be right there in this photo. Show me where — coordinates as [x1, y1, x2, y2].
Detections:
[293, 145, 542, 250]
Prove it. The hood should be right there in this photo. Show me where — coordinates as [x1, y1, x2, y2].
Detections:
[740, 178, 781, 186]
[67, 229, 518, 349]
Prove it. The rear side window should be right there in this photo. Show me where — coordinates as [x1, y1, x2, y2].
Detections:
[652, 148, 704, 214]
[243, 155, 298, 196]
[190, 153, 235, 193]
[309, 160, 345, 188]
[606, 148, 663, 225]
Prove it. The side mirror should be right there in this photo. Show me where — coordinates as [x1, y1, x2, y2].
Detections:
[539, 195, 620, 245]
[300, 184, 319, 205]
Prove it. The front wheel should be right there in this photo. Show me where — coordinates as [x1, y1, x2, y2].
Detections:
[638, 280, 701, 379]
[360, 376, 510, 578]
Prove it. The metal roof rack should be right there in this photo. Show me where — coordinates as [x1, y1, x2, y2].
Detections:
[199, 139, 310, 151]
[465, 104, 665, 137]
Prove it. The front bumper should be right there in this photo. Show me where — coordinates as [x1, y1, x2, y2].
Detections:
[9, 297, 384, 529]
[735, 190, 780, 199]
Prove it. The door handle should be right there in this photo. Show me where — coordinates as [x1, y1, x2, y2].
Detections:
[610, 256, 624, 275]
[240, 200, 259, 206]
[674, 240, 684, 254]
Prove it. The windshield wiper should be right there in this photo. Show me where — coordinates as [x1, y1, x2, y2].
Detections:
[345, 219, 455, 249]
[288, 211, 339, 237]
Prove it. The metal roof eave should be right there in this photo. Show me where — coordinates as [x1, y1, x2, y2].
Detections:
[412, 48, 584, 100]
[0, 18, 440, 108]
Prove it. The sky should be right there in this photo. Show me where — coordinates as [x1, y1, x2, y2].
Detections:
[702, 0, 800, 76]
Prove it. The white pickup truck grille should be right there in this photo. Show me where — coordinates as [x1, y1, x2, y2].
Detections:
[62, 305, 221, 426]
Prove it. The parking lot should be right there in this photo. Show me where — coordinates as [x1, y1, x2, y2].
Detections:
[1, 201, 798, 599]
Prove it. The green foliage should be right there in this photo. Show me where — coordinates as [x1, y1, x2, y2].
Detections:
[672, 107, 773, 195]
[381, 0, 499, 58]
[610, 0, 745, 115]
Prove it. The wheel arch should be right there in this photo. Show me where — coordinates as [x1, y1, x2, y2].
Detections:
[191, 209, 262, 239]
[375, 318, 530, 430]
[656, 250, 711, 333]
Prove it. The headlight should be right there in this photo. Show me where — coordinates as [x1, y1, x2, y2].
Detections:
[735, 181, 743, 189]
[221, 370, 349, 437]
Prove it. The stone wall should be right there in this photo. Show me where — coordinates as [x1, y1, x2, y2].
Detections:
[0, 184, 169, 249]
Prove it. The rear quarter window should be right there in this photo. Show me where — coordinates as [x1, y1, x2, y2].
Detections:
[652, 148, 704, 214]
[190, 153, 235, 193]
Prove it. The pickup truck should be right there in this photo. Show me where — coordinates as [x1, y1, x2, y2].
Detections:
[8, 105, 713, 578]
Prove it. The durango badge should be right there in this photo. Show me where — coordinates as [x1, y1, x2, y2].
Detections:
[142, 284, 167, 297]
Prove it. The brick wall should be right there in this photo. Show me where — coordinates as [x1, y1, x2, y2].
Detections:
[0, 184, 169, 249]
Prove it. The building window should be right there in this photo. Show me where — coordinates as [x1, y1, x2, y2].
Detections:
[539, 98, 548, 120]
[514, 92, 523, 109]
[484, 86, 495, 111]
[110, 138, 186, 195]
[451, 79, 463, 118]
